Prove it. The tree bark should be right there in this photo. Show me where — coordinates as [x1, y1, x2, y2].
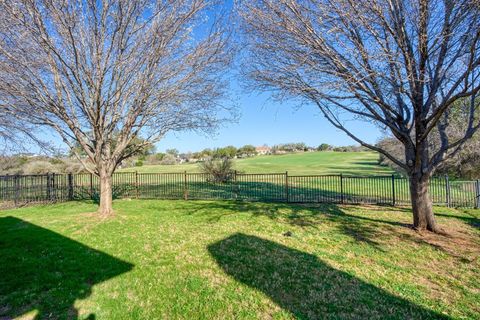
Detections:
[409, 174, 438, 232]
[98, 170, 114, 217]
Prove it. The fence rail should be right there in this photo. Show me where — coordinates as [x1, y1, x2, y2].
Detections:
[1, 172, 479, 209]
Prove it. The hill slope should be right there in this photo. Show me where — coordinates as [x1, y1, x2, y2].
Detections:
[120, 151, 394, 176]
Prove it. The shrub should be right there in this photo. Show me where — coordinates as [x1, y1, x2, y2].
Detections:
[160, 154, 177, 165]
[141, 153, 166, 165]
[199, 157, 235, 183]
[237, 145, 257, 157]
[317, 143, 332, 151]
[0, 156, 24, 174]
[212, 146, 237, 159]
[62, 158, 90, 173]
[22, 160, 58, 174]
[75, 184, 135, 203]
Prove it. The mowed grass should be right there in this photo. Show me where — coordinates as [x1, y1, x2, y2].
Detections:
[1, 200, 479, 319]
[121, 151, 394, 175]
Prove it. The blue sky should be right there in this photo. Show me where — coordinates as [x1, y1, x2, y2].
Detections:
[154, 3, 384, 153]
[23, 2, 385, 155]
[156, 80, 383, 153]
[31, 79, 383, 155]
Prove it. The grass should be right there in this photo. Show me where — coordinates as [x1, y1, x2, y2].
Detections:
[1, 200, 479, 319]
[120, 151, 394, 175]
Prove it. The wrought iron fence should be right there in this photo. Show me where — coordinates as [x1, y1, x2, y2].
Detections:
[1, 172, 479, 209]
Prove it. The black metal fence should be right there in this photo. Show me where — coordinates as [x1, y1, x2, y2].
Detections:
[1, 172, 479, 209]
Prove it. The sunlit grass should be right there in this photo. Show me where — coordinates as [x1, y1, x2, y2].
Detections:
[120, 151, 394, 176]
[1, 200, 478, 319]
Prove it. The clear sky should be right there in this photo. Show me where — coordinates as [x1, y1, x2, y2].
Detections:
[20, 1, 385, 155]
[30, 79, 384, 155]
[155, 79, 383, 153]
[153, 3, 385, 153]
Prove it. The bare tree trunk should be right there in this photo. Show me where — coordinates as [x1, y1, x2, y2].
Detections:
[98, 170, 114, 217]
[409, 174, 438, 232]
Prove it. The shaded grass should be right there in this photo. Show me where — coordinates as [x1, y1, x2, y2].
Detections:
[209, 233, 444, 319]
[0, 216, 132, 319]
[0, 200, 479, 319]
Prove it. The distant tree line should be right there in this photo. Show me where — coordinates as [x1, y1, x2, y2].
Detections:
[117, 142, 368, 168]
[0, 155, 87, 175]
[315, 144, 368, 153]
[1, 141, 370, 174]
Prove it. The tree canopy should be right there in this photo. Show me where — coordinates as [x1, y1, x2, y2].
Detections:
[0, 0, 233, 215]
[238, 0, 480, 231]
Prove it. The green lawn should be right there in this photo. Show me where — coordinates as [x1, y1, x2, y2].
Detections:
[121, 151, 394, 175]
[1, 200, 479, 319]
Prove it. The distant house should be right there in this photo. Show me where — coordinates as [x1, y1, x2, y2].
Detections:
[16, 153, 39, 158]
[255, 146, 271, 155]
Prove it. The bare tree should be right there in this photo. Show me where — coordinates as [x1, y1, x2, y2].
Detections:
[0, 110, 29, 152]
[0, 104, 46, 153]
[238, 0, 480, 232]
[378, 97, 480, 179]
[0, 0, 232, 215]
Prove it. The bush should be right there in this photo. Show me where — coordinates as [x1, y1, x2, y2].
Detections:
[135, 159, 144, 167]
[198, 157, 235, 183]
[75, 184, 135, 203]
[62, 158, 89, 173]
[160, 154, 177, 165]
[212, 146, 237, 159]
[317, 143, 332, 151]
[0, 156, 25, 174]
[1, 156, 89, 175]
[140, 153, 166, 165]
[22, 160, 58, 174]
[237, 145, 257, 157]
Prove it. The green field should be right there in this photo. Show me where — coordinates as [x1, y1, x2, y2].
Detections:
[1, 200, 479, 319]
[3, 149, 478, 209]
[4, 149, 478, 209]
[120, 151, 394, 175]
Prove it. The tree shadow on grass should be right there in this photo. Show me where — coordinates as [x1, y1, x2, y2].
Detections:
[184, 201, 403, 251]
[434, 211, 480, 230]
[208, 233, 449, 319]
[0, 216, 133, 319]
[185, 200, 477, 259]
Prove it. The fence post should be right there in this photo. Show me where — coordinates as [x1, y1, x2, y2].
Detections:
[391, 174, 396, 206]
[340, 174, 344, 204]
[475, 180, 480, 209]
[234, 170, 238, 199]
[184, 171, 188, 200]
[285, 171, 289, 202]
[1, 174, 6, 203]
[68, 173, 74, 201]
[51, 173, 56, 201]
[48, 173, 56, 201]
[89, 173, 94, 199]
[46, 173, 51, 201]
[445, 174, 451, 207]
[14, 174, 20, 207]
[135, 171, 139, 199]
